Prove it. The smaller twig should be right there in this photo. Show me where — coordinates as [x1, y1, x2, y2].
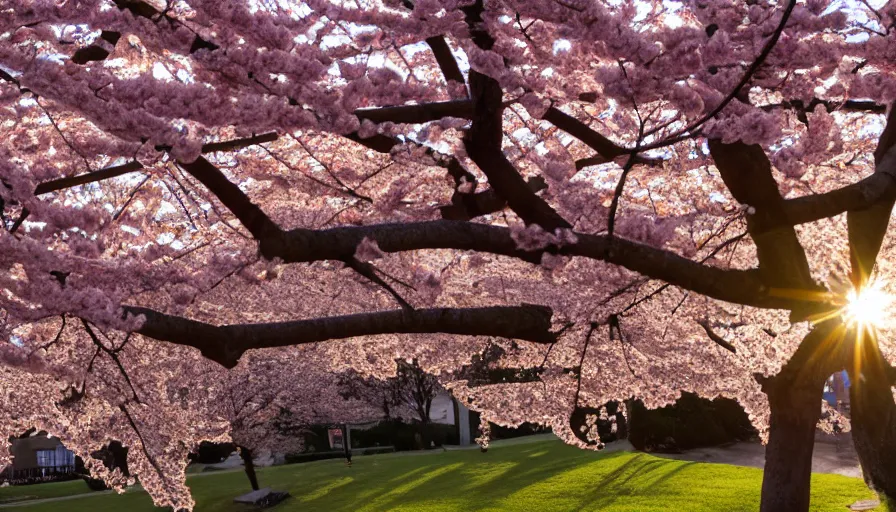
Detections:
[81, 320, 142, 402]
[9, 208, 29, 234]
[357, 162, 394, 188]
[607, 97, 646, 237]
[188, 259, 256, 306]
[369, 264, 416, 291]
[36, 98, 92, 171]
[573, 322, 598, 408]
[168, 241, 211, 262]
[346, 258, 414, 311]
[637, 0, 797, 153]
[292, 135, 373, 202]
[660, 291, 690, 341]
[112, 175, 151, 221]
[29, 315, 66, 357]
[112, 333, 132, 354]
[696, 319, 737, 354]
[157, 178, 197, 230]
[119, 403, 166, 479]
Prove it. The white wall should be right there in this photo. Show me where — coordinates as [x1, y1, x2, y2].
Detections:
[428, 392, 456, 425]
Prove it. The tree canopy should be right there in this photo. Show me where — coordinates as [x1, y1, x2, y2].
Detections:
[1, 0, 896, 510]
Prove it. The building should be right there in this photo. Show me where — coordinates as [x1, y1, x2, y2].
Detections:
[3, 432, 77, 482]
[430, 392, 474, 445]
[428, 392, 457, 425]
[823, 371, 850, 414]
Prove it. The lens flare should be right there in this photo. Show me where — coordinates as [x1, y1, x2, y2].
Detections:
[842, 280, 893, 331]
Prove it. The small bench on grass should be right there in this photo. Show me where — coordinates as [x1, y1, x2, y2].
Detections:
[233, 488, 289, 508]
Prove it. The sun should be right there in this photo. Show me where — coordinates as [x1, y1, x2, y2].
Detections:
[842, 280, 893, 331]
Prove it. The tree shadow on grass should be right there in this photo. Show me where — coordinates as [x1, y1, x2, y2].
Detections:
[574, 455, 697, 510]
[373, 450, 713, 512]
[348, 462, 466, 512]
[347, 448, 632, 510]
[270, 443, 705, 512]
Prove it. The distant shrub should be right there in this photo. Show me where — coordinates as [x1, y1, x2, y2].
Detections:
[628, 393, 757, 453]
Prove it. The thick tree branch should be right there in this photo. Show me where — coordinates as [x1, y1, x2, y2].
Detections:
[458, 0, 569, 231]
[543, 106, 626, 159]
[440, 177, 547, 220]
[177, 157, 279, 240]
[35, 161, 144, 196]
[465, 71, 570, 230]
[848, 106, 896, 286]
[845, 106, 896, 499]
[262, 219, 798, 310]
[344, 100, 473, 152]
[343, 132, 400, 153]
[759, 98, 886, 125]
[341, 128, 505, 221]
[543, 106, 660, 167]
[782, 157, 896, 225]
[425, 36, 466, 95]
[397, 1, 465, 93]
[708, 140, 816, 292]
[34, 133, 280, 195]
[201, 132, 278, 153]
[127, 304, 556, 368]
[355, 100, 472, 124]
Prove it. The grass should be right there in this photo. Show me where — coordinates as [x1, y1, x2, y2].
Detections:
[0, 439, 884, 511]
[0, 479, 92, 502]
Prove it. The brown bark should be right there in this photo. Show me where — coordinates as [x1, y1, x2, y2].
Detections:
[760, 373, 826, 512]
[341, 425, 352, 465]
[848, 339, 896, 503]
[130, 304, 556, 368]
[759, 321, 845, 512]
[238, 446, 259, 491]
[708, 140, 815, 292]
[844, 103, 896, 503]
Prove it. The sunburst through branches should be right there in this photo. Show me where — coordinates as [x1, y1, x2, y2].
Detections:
[842, 280, 893, 333]
[769, 274, 894, 335]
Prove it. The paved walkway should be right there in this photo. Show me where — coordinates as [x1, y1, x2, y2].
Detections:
[0, 491, 110, 509]
[653, 436, 862, 478]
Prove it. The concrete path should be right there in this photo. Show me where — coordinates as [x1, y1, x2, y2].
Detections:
[652, 436, 862, 478]
[0, 491, 112, 509]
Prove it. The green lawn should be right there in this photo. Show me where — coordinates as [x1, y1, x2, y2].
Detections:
[0, 440, 884, 511]
[0, 479, 92, 503]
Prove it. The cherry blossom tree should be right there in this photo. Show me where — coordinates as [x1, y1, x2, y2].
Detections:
[2, 0, 896, 511]
[393, 359, 441, 447]
[342, 358, 442, 447]
[206, 351, 383, 490]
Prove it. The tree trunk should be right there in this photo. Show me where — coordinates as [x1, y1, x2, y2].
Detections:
[238, 446, 259, 491]
[419, 418, 431, 449]
[759, 374, 825, 512]
[849, 341, 896, 503]
[341, 425, 352, 465]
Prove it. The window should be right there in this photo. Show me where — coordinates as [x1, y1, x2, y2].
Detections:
[35, 445, 75, 469]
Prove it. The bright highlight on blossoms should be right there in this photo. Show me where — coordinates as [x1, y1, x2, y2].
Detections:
[1, 0, 896, 511]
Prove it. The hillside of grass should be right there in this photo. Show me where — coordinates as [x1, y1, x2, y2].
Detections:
[0, 440, 883, 511]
